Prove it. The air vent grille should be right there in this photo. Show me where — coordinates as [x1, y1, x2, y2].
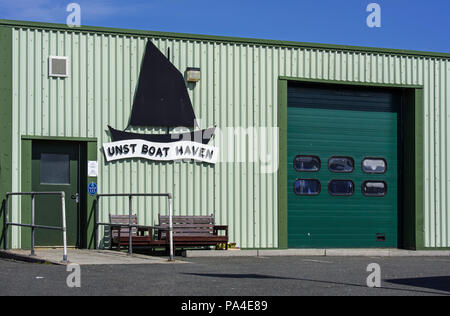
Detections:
[49, 56, 69, 77]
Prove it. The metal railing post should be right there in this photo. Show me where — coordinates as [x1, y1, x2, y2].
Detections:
[95, 193, 175, 261]
[128, 195, 133, 255]
[168, 194, 174, 261]
[5, 194, 9, 250]
[30, 194, 35, 257]
[4, 192, 68, 262]
[61, 192, 68, 263]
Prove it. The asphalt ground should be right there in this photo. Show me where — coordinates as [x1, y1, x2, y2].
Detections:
[0, 256, 449, 296]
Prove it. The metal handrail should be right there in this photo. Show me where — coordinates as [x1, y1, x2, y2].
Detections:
[95, 193, 174, 261]
[4, 192, 68, 263]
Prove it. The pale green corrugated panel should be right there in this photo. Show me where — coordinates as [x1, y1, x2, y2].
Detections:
[10, 27, 450, 249]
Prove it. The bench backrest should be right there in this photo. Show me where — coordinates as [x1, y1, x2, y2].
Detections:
[109, 214, 138, 238]
[159, 214, 215, 237]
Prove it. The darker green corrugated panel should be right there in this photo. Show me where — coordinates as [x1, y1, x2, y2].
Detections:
[86, 141, 98, 249]
[0, 19, 449, 59]
[0, 25, 12, 249]
[20, 140, 32, 249]
[414, 89, 425, 249]
[402, 90, 416, 249]
[278, 79, 288, 249]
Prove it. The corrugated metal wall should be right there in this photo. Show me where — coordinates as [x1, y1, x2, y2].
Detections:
[10, 26, 450, 249]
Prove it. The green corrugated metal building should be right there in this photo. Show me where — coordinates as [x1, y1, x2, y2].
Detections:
[0, 19, 449, 251]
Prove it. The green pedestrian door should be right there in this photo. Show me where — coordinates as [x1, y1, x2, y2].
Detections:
[287, 83, 401, 248]
[32, 141, 80, 247]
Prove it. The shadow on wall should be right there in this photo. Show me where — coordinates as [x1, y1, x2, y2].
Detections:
[99, 226, 111, 249]
[0, 200, 5, 249]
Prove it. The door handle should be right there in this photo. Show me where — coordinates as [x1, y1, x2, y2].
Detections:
[71, 193, 80, 204]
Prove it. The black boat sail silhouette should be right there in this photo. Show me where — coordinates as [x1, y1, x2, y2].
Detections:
[108, 41, 215, 145]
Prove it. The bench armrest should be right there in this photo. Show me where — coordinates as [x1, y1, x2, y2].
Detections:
[110, 224, 153, 237]
[110, 224, 122, 231]
[137, 227, 152, 237]
[153, 226, 169, 240]
[213, 225, 228, 236]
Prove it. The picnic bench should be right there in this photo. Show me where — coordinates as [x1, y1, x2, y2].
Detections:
[156, 214, 228, 251]
[109, 215, 155, 251]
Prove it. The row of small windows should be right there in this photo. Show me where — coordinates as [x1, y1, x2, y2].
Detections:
[294, 156, 387, 174]
[294, 179, 387, 197]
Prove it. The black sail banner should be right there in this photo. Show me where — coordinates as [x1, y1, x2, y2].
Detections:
[128, 41, 197, 128]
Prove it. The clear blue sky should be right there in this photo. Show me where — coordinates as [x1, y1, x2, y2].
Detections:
[1, 0, 449, 53]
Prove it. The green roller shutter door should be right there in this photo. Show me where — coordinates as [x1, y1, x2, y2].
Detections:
[287, 83, 401, 248]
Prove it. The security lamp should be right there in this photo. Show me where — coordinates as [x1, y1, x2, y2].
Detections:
[186, 67, 201, 82]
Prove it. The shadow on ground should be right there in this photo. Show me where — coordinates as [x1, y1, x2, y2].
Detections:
[183, 273, 297, 280]
[385, 276, 450, 293]
[183, 273, 450, 296]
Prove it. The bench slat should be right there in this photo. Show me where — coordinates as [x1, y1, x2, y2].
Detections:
[110, 214, 139, 238]
[159, 215, 215, 225]
[160, 224, 214, 228]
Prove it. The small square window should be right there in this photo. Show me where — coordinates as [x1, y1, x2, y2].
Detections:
[294, 155, 321, 172]
[329, 180, 355, 196]
[363, 181, 387, 197]
[40, 153, 70, 185]
[362, 158, 387, 174]
[329, 157, 354, 173]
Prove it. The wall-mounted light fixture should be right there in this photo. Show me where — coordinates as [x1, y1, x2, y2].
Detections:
[186, 67, 201, 82]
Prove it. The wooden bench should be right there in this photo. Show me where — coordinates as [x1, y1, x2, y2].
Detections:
[109, 215, 154, 251]
[156, 214, 228, 251]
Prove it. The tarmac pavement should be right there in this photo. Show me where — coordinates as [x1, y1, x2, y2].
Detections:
[0, 255, 449, 296]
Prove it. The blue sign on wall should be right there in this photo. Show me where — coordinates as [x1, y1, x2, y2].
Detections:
[88, 182, 98, 196]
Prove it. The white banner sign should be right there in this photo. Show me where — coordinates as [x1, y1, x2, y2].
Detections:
[103, 139, 219, 164]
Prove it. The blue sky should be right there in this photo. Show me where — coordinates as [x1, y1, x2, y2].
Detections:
[1, 0, 449, 53]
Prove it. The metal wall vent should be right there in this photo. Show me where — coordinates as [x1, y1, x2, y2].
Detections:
[49, 56, 69, 77]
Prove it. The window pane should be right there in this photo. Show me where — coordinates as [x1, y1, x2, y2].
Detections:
[329, 157, 354, 173]
[362, 158, 387, 174]
[329, 180, 354, 196]
[40, 153, 70, 185]
[363, 181, 387, 197]
[294, 156, 321, 172]
[294, 179, 321, 196]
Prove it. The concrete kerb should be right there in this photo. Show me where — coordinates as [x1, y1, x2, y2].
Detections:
[257, 249, 326, 257]
[183, 250, 259, 258]
[183, 249, 450, 258]
[2, 249, 449, 263]
[388, 249, 450, 257]
[0, 250, 51, 264]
